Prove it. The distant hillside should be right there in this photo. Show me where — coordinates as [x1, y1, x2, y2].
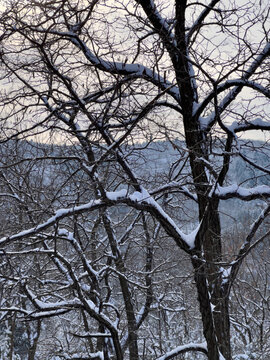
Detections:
[1, 138, 269, 233]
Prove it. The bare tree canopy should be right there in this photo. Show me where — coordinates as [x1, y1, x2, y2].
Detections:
[0, 1, 269, 359]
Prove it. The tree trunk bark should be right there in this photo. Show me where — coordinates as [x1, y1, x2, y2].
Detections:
[174, 3, 232, 355]
[213, 296, 231, 360]
[196, 204, 232, 360]
[192, 255, 232, 359]
[192, 257, 220, 360]
[28, 320, 41, 360]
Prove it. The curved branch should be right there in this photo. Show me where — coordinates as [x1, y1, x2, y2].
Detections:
[70, 33, 180, 102]
[186, 0, 221, 44]
[156, 342, 208, 360]
[197, 79, 270, 122]
[135, 0, 178, 62]
[238, 150, 270, 175]
[197, 41, 270, 130]
[0, 188, 196, 253]
[226, 203, 270, 293]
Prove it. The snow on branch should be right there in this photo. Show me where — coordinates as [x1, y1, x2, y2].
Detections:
[13, 22, 181, 103]
[0, 199, 103, 247]
[24, 284, 81, 311]
[198, 41, 270, 130]
[0, 192, 21, 201]
[135, 0, 177, 51]
[215, 184, 270, 200]
[0, 187, 199, 253]
[67, 31, 180, 102]
[57, 228, 99, 282]
[228, 118, 270, 133]
[126, 187, 199, 250]
[57, 351, 104, 360]
[156, 342, 208, 360]
[197, 80, 270, 123]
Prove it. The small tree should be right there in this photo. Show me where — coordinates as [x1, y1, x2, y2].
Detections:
[0, 1, 269, 359]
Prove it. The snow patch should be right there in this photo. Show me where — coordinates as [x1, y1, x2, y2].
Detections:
[156, 342, 207, 360]
[129, 187, 198, 249]
[106, 189, 127, 200]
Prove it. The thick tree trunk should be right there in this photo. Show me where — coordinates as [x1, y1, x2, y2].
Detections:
[192, 257, 220, 360]
[194, 205, 232, 360]
[28, 320, 41, 360]
[192, 255, 231, 360]
[174, 3, 232, 357]
[206, 207, 232, 360]
[213, 296, 231, 360]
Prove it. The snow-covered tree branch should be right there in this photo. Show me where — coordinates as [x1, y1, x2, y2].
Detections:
[0, 0, 269, 359]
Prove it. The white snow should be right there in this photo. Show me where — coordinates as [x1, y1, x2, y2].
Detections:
[156, 342, 207, 360]
[61, 351, 104, 360]
[228, 118, 270, 132]
[0, 199, 102, 246]
[199, 115, 212, 130]
[129, 187, 198, 249]
[149, 0, 177, 47]
[106, 189, 128, 200]
[57, 228, 99, 278]
[34, 298, 80, 310]
[69, 34, 180, 101]
[215, 184, 270, 199]
[220, 267, 231, 285]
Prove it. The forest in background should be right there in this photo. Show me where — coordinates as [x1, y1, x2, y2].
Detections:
[0, 1, 269, 359]
[1, 138, 269, 359]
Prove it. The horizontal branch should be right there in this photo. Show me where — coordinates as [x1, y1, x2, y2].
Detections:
[229, 118, 270, 133]
[156, 342, 208, 360]
[0, 199, 104, 247]
[0, 188, 199, 253]
[70, 332, 112, 338]
[214, 184, 270, 200]
[56, 351, 104, 360]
